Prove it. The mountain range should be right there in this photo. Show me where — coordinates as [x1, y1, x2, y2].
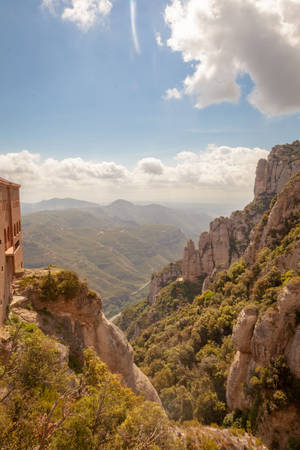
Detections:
[22, 199, 211, 317]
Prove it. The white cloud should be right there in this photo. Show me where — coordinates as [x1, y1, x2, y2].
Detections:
[42, 0, 58, 15]
[130, 0, 140, 54]
[155, 32, 163, 47]
[163, 87, 182, 100]
[0, 146, 268, 203]
[137, 158, 164, 175]
[163, 0, 300, 116]
[43, 0, 113, 30]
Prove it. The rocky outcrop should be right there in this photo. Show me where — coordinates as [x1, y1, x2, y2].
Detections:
[227, 172, 300, 409]
[11, 270, 161, 405]
[183, 141, 300, 284]
[182, 240, 202, 282]
[227, 278, 300, 447]
[148, 260, 182, 303]
[254, 140, 300, 196]
[232, 306, 259, 354]
[285, 325, 300, 379]
[245, 170, 300, 267]
[223, 160, 300, 448]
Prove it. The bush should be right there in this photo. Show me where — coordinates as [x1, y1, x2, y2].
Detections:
[39, 270, 81, 302]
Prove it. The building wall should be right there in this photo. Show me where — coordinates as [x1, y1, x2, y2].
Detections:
[0, 181, 23, 325]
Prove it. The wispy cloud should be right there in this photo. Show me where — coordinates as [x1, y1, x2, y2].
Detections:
[155, 32, 163, 47]
[130, 0, 140, 54]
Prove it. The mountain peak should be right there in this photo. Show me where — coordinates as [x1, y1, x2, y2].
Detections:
[254, 140, 300, 197]
[108, 199, 135, 208]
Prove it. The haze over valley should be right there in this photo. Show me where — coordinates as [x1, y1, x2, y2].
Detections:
[22, 198, 211, 316]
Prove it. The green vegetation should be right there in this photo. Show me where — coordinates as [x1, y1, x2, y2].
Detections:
[22, 208, 190, 317]
[0, 321, 179, 449]
[246, 357, 300, 433]
[20, 269, 84, 302]
[119, 210, 300, 428]
[0, 320, 251, 449]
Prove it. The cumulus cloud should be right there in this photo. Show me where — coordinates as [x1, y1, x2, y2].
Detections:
[163, 87, 182, 100]
[0, 145, 268, 203]
[163, 0, 300, 116]
[137, 157, 165, 175]
[42, 0, 113, 30]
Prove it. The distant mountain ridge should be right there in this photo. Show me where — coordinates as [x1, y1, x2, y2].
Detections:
[22, 197, 99, 215]
[22, 199, 211, 317]
[22, 198, 212, 241]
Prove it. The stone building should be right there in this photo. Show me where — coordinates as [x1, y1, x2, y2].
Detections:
[0, 177, 23, 325]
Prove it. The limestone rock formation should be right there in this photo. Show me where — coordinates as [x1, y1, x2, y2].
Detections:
[182, 240, 202, 282]
[11, 270, 161, 405]
[227, 279, 300, 448]
[245, 170, 300, 267]
[148, 260, 182, 303]
[227, 280, 300, 407]
[182, 141, 300, 285]
[227, 168, 300, 393]
[254, 140, 300, 196]
[225, 166, 300, 448]
[232, 306, 258, 354]
[285, 325, 300, 379]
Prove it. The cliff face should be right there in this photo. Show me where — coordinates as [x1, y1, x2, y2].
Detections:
[10, 270, 161, 405]
[182, 141, 300, 285]
[226, 171, 300, 449]
[148, 260, 183, 304]
[254, 141, 300, 196]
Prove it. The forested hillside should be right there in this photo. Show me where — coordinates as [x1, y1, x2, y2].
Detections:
[118, 169, 300, 448]
[22, 200, 211, 317]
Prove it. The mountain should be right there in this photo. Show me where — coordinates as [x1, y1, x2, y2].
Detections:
[22, 209, 188, 317]
[22, 201, 211, 317]
[3, 266, 265, 449]
[117, 141, 300, 449]
[22, 198, 212, 240]
[22, 197, 100, 215]
[182, 141, 300, 284]
[3, 145, 296, 450]
[104, 199, 211, 239]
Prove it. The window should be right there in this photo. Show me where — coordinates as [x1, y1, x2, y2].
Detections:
[4, 229, 6, 243]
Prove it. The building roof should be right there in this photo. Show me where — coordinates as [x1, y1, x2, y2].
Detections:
[0, 177, 20, 188]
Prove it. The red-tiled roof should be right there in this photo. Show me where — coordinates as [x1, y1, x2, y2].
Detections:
[0, 177, 20, 187]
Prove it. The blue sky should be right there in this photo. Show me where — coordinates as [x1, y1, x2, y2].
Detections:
[0, 0, 299, 203]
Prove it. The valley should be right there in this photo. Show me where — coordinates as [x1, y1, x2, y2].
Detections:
[22, 200, 211, 317]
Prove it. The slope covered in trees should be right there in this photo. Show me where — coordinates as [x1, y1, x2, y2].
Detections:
[118, 171, 300, 448]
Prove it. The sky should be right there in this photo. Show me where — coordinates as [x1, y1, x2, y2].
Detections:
[0, 0, 300, 205]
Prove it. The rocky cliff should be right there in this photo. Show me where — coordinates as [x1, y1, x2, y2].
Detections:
[10, 269, 161, 405]
[226, 170, 300, 449]
[147, 260, 182, 303]
[183, 141, 300, 286]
